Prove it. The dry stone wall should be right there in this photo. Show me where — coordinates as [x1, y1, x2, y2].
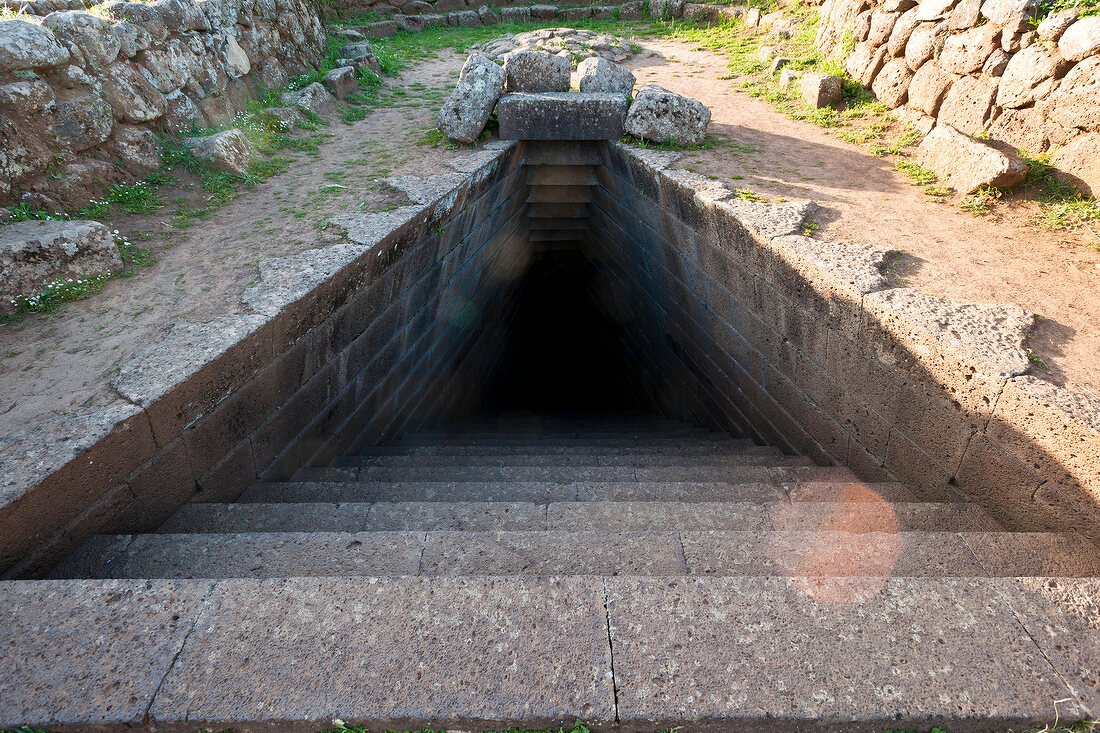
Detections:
[0, 0, 328, 210]
[816, 0, 1100, 194]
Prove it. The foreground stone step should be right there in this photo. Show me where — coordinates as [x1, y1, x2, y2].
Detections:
[54, 530, 1100, 579]
[158, 500, 1004, 534]
[333, 445, 784, 467]
[292, 460, 828, 484]
[400, 427, 720, 440]
[383, 436, 755, 448]
[5, 575, 1096, 728]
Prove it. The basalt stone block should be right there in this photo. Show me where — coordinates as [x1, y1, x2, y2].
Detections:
[498, 92, 629, 140]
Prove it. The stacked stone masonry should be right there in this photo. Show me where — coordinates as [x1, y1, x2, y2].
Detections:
[0, 0, 327, 209]
[815, 0, 1100, 194]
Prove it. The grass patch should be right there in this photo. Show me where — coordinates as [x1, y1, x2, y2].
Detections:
[1022, 151, 1100, 232]
[960, 185, 1002, 215]
[896, 160, 937, 186]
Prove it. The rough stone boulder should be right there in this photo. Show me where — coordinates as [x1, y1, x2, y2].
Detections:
[438, 53, 505, 144]
[188, 128, 258, 176]
[576, 56, 635, 95]
[281, 82, 337, 117]
[40, 11, 122, 71]
[0, 220, 121, 312]
[799, 73, 843, 109]
[914, 123, 1029, 194]
[624, 85, 711, 146]
[871, 57, 914, 108]
[321, 66, 358, 100]
[0, 19, 70, 72]
[1058, 16, 1100, 61]
[996, 43, 1068, 109]
[503, 49, 570, 92]
[979, 0, 1039, 31]
[1051, 132, 1100, 198]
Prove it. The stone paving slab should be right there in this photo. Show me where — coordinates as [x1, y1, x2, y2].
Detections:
[150, 576, 615, 726]
[315, 461, 814, 483]
[354, 440, 758, 455]
[547, 501, 768, 531]
[995, 577, 1100, 716]
[784, 480, 923, 502]
[681, 530, 987, 577]
[158, 502, 374, 533]
[336, 448, 782, 467]
[65, 532, 424, 579]
[0, 579, 210, 728]
[767, 501, 1003, 532]
[366, 501, 546, 530]
[238, 480, 579, 504]
[572, 480, 788, 503]
[962, 533, 1100, 577]
[605, 576, 1091, 725]
[420, 530, 687, 575]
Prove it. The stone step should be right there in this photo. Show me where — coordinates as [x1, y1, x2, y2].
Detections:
[3, 575, 1098, 728]
[334, 446, 783, 466]
[527, 185, 593, 203]
[292, 459, 826, 483]
[528, 229, 591, 242]
[236, 478, 922, 506]
[404, 426, 720, 438]
[526, 202, 591, 219]
[354, 440, 761, 456]
[52, 530, 1100, 580]
[158, 500, 1004, 534]
[525, 165, 597, 186]
[378, 436, 763, 449]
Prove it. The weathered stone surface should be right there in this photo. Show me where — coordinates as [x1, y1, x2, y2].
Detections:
[100, 61, 167, 122]
[0, 19, 70, 72]
[906, 60, 955, 115]
[799, 72, 843, 108]
[608, 577, 1090, 721]
[1058, 15, 1100, 61]
[109, 124, 160, 173]
[499, 92, 629, 140]
[161, 88, 199, 133]
[151, 577, 615, 723]
[0, 579, 210, 728]
[620, 1, 645, 20]
[437, 53, 504, 144]
[1037, 7, 1079, 41]
[937, 74, 998, 133]
[983, 46, 1012, 75]
[154, 0, 211, 33]
[1046, 56, 1100, 131]
[102, 1, 169, 42]
[865, 285, 1034, 376]
[915, 123, 1029, 193]
[868, 9, 899, 44]
[280, 81, 336, 116]
[720, 200, 820, 238]
[321, 65, 357, 99]
[241, 242, 368, 316]
[395, 13, 446, 32]
[915, 0, 956, 20]
[772, 235, 894, 293]
[988, 106, 1050, 151]
[624, 84, 711, 146]
[905, 21, 946, 69]
[887, 7, 923, 56]
[1052, 132, 1100, 197]
[871, 57, 914, 108]
[111, 313, 267, 406]
[138, 37, 201, 94]
[980, 0, 1039, 31]
[0, 79, 55, 117]
[447, 9, 482, 27]
[0, 220, 121, 311]
[949, 0, 982, 28]
[54, 92, 113, 152]
[996, 43, 1068, 108]
[188, 128, 257, 176]
[938, 23, 999, 73]
[500, 6, 532, 22]
[41, 11, 121, 71]
[576, 56, 635, 95]
[503, 49, 570, 92]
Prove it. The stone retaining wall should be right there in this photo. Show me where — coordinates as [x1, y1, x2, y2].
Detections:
[816, 0, 1100, 194]
[595, 141, 1100, 542]
[0, 141, 525, 577]
[0, 0, 328, 210]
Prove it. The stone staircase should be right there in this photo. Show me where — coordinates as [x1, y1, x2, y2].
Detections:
[10, 413, 1100, 727]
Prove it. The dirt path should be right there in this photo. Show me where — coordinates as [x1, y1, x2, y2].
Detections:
[625, 40, 1100, 398]
[0, 51, 470, 439]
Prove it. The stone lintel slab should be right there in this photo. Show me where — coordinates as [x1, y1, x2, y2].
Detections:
[498, 92, 629, 140]
[606, 575, 1090, 728]
[151, 576, 615, 726]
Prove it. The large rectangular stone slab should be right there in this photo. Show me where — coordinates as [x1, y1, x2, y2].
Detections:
[0, 579, 209, 728]
[606, 576, 1089, 725]
[152, 576, 615, 725]
[498, 92, 629, 140]
[548, 501, 767, 530]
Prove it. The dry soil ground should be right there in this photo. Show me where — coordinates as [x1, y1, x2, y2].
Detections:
[2, 31, 1098, 444]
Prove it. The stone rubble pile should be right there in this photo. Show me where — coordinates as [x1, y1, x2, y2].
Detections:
[0, 0, 327, 210]
[437, 44, 711, 146]
[473, 28, 637, 65]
